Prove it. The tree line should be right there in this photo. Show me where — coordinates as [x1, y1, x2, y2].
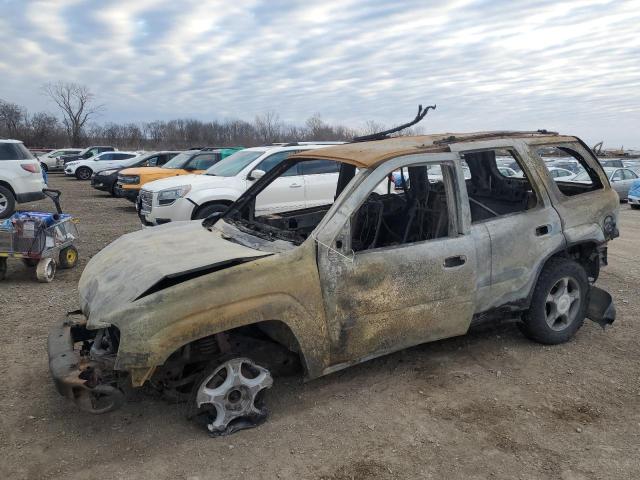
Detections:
[0, 82, 422, 150]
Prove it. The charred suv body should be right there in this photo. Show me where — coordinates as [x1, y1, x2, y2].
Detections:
[49, 131, 618, 435]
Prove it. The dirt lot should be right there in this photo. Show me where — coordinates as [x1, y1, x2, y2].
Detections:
[1, 173, 639, 480]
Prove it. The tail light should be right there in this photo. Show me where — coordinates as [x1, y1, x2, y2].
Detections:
[21, 163, 40, 173]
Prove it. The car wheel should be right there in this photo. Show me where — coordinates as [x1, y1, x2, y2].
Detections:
[76, 167, 92, 180]
[630, 204, 640, 210]
[0, 185, 16, 219]
[36, 258, 56, 283]
[0, 257, 6, 280]
[189, 357, 273, 436]
[521, 258, 588, 345]
[194, 203, 229, 220]
[59, 246, 79, 269]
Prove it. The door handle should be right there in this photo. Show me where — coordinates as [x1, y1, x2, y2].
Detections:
[289, 183, 302, 188]
[443, 255, 466, 268]
[535, 224, 551, 236]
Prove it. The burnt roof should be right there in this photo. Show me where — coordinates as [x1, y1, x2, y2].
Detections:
[291, 131, 567, 168]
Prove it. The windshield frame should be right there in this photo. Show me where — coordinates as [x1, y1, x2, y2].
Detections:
[205, 155, 374, 248]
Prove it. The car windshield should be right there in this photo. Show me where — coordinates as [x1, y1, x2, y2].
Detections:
[205, 150, 265, 177]
[162, 152, 193, 169]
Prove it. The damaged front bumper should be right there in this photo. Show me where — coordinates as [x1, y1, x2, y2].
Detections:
[48, 311, 125, 414]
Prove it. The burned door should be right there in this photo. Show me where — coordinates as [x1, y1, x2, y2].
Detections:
[315, 154, 477, 371]
[449, 139, 565, 309]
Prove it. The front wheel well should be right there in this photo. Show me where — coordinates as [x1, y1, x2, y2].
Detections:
[158, 321, 305, 381]
[191, 199, 234, 219]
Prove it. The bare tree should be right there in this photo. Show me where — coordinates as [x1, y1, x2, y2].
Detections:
[42, 82, 103, 146]
[0, 99, 25, 138]
[255, 111, 282, 143]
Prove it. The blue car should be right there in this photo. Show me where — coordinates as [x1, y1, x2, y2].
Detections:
[628, 179, 640, 209]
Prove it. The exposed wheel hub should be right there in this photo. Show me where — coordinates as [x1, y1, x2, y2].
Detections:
[195, 357, 273, 436]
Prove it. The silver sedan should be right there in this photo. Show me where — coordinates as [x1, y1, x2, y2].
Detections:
[573, 167, 639, 200]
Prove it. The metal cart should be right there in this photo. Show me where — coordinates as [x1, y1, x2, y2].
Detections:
[0, 189, 79, 282]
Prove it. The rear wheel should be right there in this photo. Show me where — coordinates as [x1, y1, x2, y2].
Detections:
[36, 258, 56, 283]
[0, 257, 6, 280]
[76, 167, 92, 180]
[0, 185, 16, 219]
[521, 258, 588, 344]
[59, 246, 79, 269]
[630, 204, 640, 210]
[193, 203, 228, 220]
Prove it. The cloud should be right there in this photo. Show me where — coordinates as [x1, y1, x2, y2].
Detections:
[0, 0, 638, 146]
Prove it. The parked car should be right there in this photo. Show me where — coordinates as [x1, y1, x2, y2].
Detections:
[546, 158, 582, 173]
[136, 144, 339, 225]
[0, 140, 46, 218]
[48, 131, 617, 435]
[64, 151, 138, 180]
[599, 159, 624, 168]
[36, 148, 82, 172]
[91, 151, 180, 196]
[58, 146, 117, 167]
[572, 167, 638, 200]
[628, 179, 640, 209]
[547, 166, 576, 180]
[116, 147, 243, 203]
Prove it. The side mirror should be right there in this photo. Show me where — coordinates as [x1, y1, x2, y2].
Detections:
[248, 169, 266, 181]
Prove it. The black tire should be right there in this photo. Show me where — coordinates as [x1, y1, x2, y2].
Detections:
[59, 245, 79, 269]
[193, 203, 229, 220]
[0, 257, 6, 281]
[521, 258, 589, 344]
[76, 167, 92, 180]
[630, 204, 640, 210]
[0, 185, 16, 219]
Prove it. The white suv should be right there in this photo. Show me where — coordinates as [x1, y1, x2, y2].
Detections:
[37, 148, 82, 172]
[137, 144, 342, 225]
[0, 139, 46, 218]
[65, 151, 139, 180]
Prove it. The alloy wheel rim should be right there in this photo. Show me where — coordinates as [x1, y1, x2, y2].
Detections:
[0, 192, 7, 214]
[545, 276, 581, 331]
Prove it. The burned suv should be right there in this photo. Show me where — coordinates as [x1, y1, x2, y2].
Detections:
[49, 131, 618, 435]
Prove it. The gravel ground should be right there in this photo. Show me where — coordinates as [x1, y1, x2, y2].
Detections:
[1, 173, 639, 480]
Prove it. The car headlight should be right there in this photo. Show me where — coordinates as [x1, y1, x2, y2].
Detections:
[99, 169, 118, 176]
[118, 175, 140, 184]
[157, 185, 191, 206]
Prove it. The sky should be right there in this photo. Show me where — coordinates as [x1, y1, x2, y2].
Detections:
[0, 0, 639, 148]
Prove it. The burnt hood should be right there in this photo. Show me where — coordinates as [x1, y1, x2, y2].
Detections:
[78, 221, 271, 323]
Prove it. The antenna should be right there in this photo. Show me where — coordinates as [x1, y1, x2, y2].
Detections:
[352, 104, 436, 142]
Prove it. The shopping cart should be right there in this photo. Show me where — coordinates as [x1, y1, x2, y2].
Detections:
[0, 189, 79, 282]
